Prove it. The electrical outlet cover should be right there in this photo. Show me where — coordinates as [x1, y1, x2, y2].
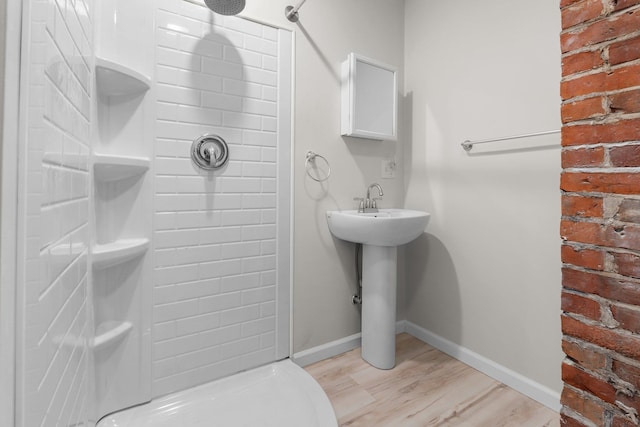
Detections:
[381, 159, 396, 178]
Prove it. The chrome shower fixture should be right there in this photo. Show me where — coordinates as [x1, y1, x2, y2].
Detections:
[285, 0, 308, 22]
[204, 0, 245, 15]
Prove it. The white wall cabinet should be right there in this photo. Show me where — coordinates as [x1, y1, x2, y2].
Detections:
[341, 53, 397, 141]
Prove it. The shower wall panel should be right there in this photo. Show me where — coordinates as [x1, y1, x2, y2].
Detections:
[152, 0, 290, 397]
[17, 0, 94, 426]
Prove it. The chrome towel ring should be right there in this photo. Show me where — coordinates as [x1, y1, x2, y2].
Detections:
[305, 151, 331, 182]
[191, 134, 229, 170]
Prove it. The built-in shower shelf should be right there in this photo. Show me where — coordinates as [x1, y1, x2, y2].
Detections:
[94, 154, 150, 182]
[93, 238, 150, 270]
[93, 321, 134, 350]
[96, 57, 151, 96]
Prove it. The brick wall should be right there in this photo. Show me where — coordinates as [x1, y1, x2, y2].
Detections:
[560, 0, 640, 426]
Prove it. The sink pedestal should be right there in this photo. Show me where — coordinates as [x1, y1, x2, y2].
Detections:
[361, 245, 397, 369]
[325, 208, 430, 370]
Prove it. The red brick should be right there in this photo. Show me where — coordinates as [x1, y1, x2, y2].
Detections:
[562, 245, 605, 270]
[562, 0, 586, 7]
[604, 222, 640, 251]
[616, 394, 640, 419]
[562, 50, 605, 76]
[612, 252, 640, 278]
[613, 0, 640, 11]
[563, 219, 640, 251]
[562, 195, 604, 218]
[561, 172, 640, 195]
[562, 314, 640, 360]
[562, 97, 606, 122]
[562, 267, 640, 306]
[563, 291, 602, 320]
[612, 415, 638, 427]
[561, 414, 589, 427]
[561, 386, 607, 426]
[562, 339, 608, 370]
[561, 8, 640, 53]
[612, 358, 640, 390]
[562, 64, 640, 100]
[608, 37, 640, 65]
[562, 361, 618, 403]
[614, 198, 640, 223]
[611, 304, 640, 333]
[609, 144, 640, 167]
[561, 219, 603, 245]
[610, 89, 640, 114]
[561, 118, 640, 146]
[561, 72, 607, 99]
[610, 35, 640, 65]
[562, 147, 605, 168]
[562, 0, 606, 29]
[606, 63, 640, 91]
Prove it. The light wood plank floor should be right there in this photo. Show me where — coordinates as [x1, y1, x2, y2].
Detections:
[305, 333, 560, 427]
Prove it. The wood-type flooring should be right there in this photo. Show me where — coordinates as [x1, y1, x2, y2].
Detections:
[305, 333, 560, 427]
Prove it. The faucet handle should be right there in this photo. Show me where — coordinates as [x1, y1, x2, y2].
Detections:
[353, 197, 365, 212]
[371, 197, 382, 209]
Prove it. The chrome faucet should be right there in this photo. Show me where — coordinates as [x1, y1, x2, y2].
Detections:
[354, 183, 384, 213]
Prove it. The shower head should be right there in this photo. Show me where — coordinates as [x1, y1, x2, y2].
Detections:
[204, 0, 245, 15]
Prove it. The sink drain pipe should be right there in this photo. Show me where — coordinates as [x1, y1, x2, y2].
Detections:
[353, 243, 363, 304]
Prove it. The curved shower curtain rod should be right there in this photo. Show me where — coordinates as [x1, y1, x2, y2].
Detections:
[285, 0, 308, 22]
[192, 0, 309, 21]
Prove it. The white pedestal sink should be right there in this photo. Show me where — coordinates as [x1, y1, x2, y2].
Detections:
[326, 209, 430, 369]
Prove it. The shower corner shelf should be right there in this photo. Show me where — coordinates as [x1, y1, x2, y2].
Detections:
[93, 238, 150, 270]
[92, 320, 134, 351]
[94, 154, 150, 182]
[96, 57, 151, 97]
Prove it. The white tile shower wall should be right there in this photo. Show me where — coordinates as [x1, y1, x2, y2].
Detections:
[153, 1, 284, 397]
[19, 0, 94, 426]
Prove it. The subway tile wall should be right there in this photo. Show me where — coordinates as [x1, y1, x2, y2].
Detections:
[152, 0, 285, 397]
[20, 0, 94, 426]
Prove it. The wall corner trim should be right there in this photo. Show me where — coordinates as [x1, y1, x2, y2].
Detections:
[405, 321, 561, 412]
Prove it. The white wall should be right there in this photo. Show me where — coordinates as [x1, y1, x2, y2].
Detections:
[404, 0, 563, 395]
[241, 0, 407, 354]
[0, 0, 4, 154]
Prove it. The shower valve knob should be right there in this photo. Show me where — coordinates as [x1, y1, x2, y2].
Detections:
[205, 145, 219, 166]
[191, 134, 229, 170]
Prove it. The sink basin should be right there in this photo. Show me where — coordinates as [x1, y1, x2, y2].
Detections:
[326, 209, 430, 247]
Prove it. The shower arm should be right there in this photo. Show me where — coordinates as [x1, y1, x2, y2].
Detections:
[285, 0, 307, 22]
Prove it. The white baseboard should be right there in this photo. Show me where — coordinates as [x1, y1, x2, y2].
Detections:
[292, 332, 362, 367]
[292, 321, 407, 367]
[404, 321, 561, 412]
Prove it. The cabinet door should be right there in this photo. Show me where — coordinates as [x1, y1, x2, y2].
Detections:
[342, 53, 397, 141]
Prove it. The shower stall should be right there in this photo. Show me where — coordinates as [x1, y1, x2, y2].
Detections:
[5, 0, 309, 424]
